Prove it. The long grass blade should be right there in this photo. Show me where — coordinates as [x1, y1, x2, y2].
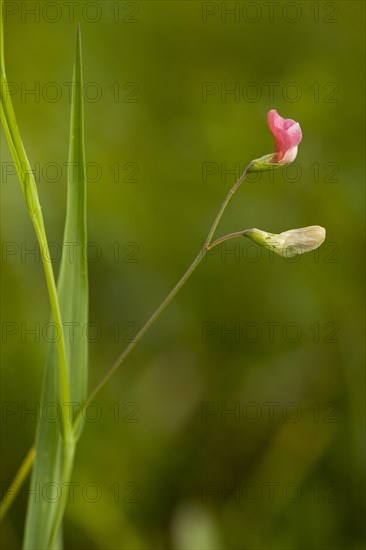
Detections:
[58, 24, 88, 413]
[23, 26, 88, 549]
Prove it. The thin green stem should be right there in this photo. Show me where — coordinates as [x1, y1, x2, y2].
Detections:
[208, 230, 248, 249]
[0, 447, 35, 522]
[204, 163, 252, 246]
[80, 248, 205, 411]
[74, 162, 253, 428]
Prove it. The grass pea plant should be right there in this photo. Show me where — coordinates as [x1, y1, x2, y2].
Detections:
[0, 5, 326, 547]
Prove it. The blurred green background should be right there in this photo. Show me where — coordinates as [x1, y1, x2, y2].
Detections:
[1, 1, 365, 548]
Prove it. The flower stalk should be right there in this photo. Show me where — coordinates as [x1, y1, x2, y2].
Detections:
[74, 162, 254, 429]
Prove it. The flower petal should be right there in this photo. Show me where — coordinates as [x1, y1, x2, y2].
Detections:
[267, 109, 302, 164]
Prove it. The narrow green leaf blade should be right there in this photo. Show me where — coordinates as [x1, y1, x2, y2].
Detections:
[58, 23, 89, 411]
[23, 27, 88, 549]
[23, 348, 63, 549]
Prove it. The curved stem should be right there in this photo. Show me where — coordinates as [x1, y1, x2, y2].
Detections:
[208, 230, 247, 250]
[204, 163, 252, 246]
[76, 248, 206, 424]
[74, 163, 253, 428]
[0, 447, 35, 522]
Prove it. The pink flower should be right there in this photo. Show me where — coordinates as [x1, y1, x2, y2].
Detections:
[267, 109, 302, 164]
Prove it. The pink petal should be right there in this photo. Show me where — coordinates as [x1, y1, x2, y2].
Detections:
[281, 146, 298, 164]
[267, 109, 302, 163]
[267, 109, 285, 132]
[287, 122, 302, 146]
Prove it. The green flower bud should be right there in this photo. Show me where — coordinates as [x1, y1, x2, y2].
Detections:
[249, 154, 285, 172]
[243, 226, 326, 258]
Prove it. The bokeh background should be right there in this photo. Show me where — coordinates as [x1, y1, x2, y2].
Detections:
[1, 1, 365, 548]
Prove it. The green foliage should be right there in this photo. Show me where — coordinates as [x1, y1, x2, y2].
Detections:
[1, 1, 364, 549]
[1, 9, 88, 546]
[23, 27, 88, 549]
